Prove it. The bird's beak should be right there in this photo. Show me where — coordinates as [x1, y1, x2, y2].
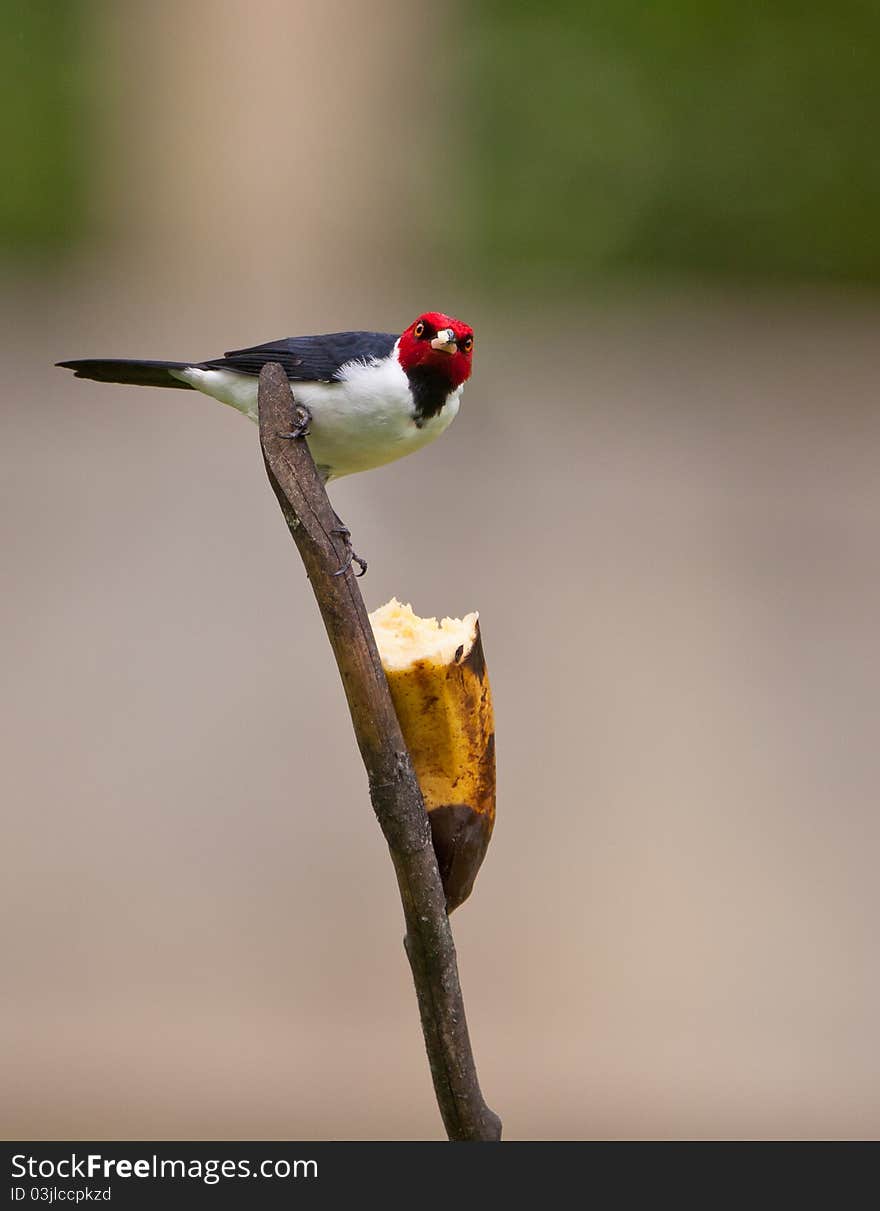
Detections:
[430, 328, 458, 354]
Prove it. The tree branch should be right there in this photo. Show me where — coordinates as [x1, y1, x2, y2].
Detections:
[257, 363, 501, 1142]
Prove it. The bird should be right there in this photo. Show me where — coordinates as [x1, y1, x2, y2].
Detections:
[57, 311, 475, 483]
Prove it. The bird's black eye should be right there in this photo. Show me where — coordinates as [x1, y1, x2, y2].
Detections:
[414, 321, 426, 339]
[462, 336, 473, 352]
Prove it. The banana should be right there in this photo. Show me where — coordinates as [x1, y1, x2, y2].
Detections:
[369, 598, 495, 912]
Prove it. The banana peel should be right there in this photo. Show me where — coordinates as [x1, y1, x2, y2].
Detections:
[369, 598, 495, 912]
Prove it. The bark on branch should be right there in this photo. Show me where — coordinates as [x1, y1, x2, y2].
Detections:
[257, 362, 501, 1142]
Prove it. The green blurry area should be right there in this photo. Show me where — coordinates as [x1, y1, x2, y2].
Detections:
[462, 1, 880, 284]
[0, 1, 87, 258]
[3, 1, 880, 285]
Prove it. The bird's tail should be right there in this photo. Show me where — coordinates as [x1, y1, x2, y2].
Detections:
[56, 359, 195, 390]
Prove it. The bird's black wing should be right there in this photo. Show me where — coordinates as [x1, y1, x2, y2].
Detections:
[203, 331, 399, 382]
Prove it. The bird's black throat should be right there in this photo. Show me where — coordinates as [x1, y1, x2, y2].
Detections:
[406, 365, 455, 427]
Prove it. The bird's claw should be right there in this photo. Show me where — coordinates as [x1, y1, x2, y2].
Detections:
[331, 526, 367, 577]
[278, 403, 312, 440]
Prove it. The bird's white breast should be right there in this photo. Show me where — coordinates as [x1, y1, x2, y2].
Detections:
[174, 348, 462, 480]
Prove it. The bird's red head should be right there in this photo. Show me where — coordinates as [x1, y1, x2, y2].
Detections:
[396, 312, 474, 391]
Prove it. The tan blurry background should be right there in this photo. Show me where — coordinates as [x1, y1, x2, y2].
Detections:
[3, 1, 880, 1140]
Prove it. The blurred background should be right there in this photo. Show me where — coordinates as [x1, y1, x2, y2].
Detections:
[2, 0, 879, 1140]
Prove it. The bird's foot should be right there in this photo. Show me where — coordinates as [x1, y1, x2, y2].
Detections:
[331, 525, 367, 577]
[278, 403, 312, 440]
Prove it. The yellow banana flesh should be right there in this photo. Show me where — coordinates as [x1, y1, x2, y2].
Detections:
[369, 598, 495, 912]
